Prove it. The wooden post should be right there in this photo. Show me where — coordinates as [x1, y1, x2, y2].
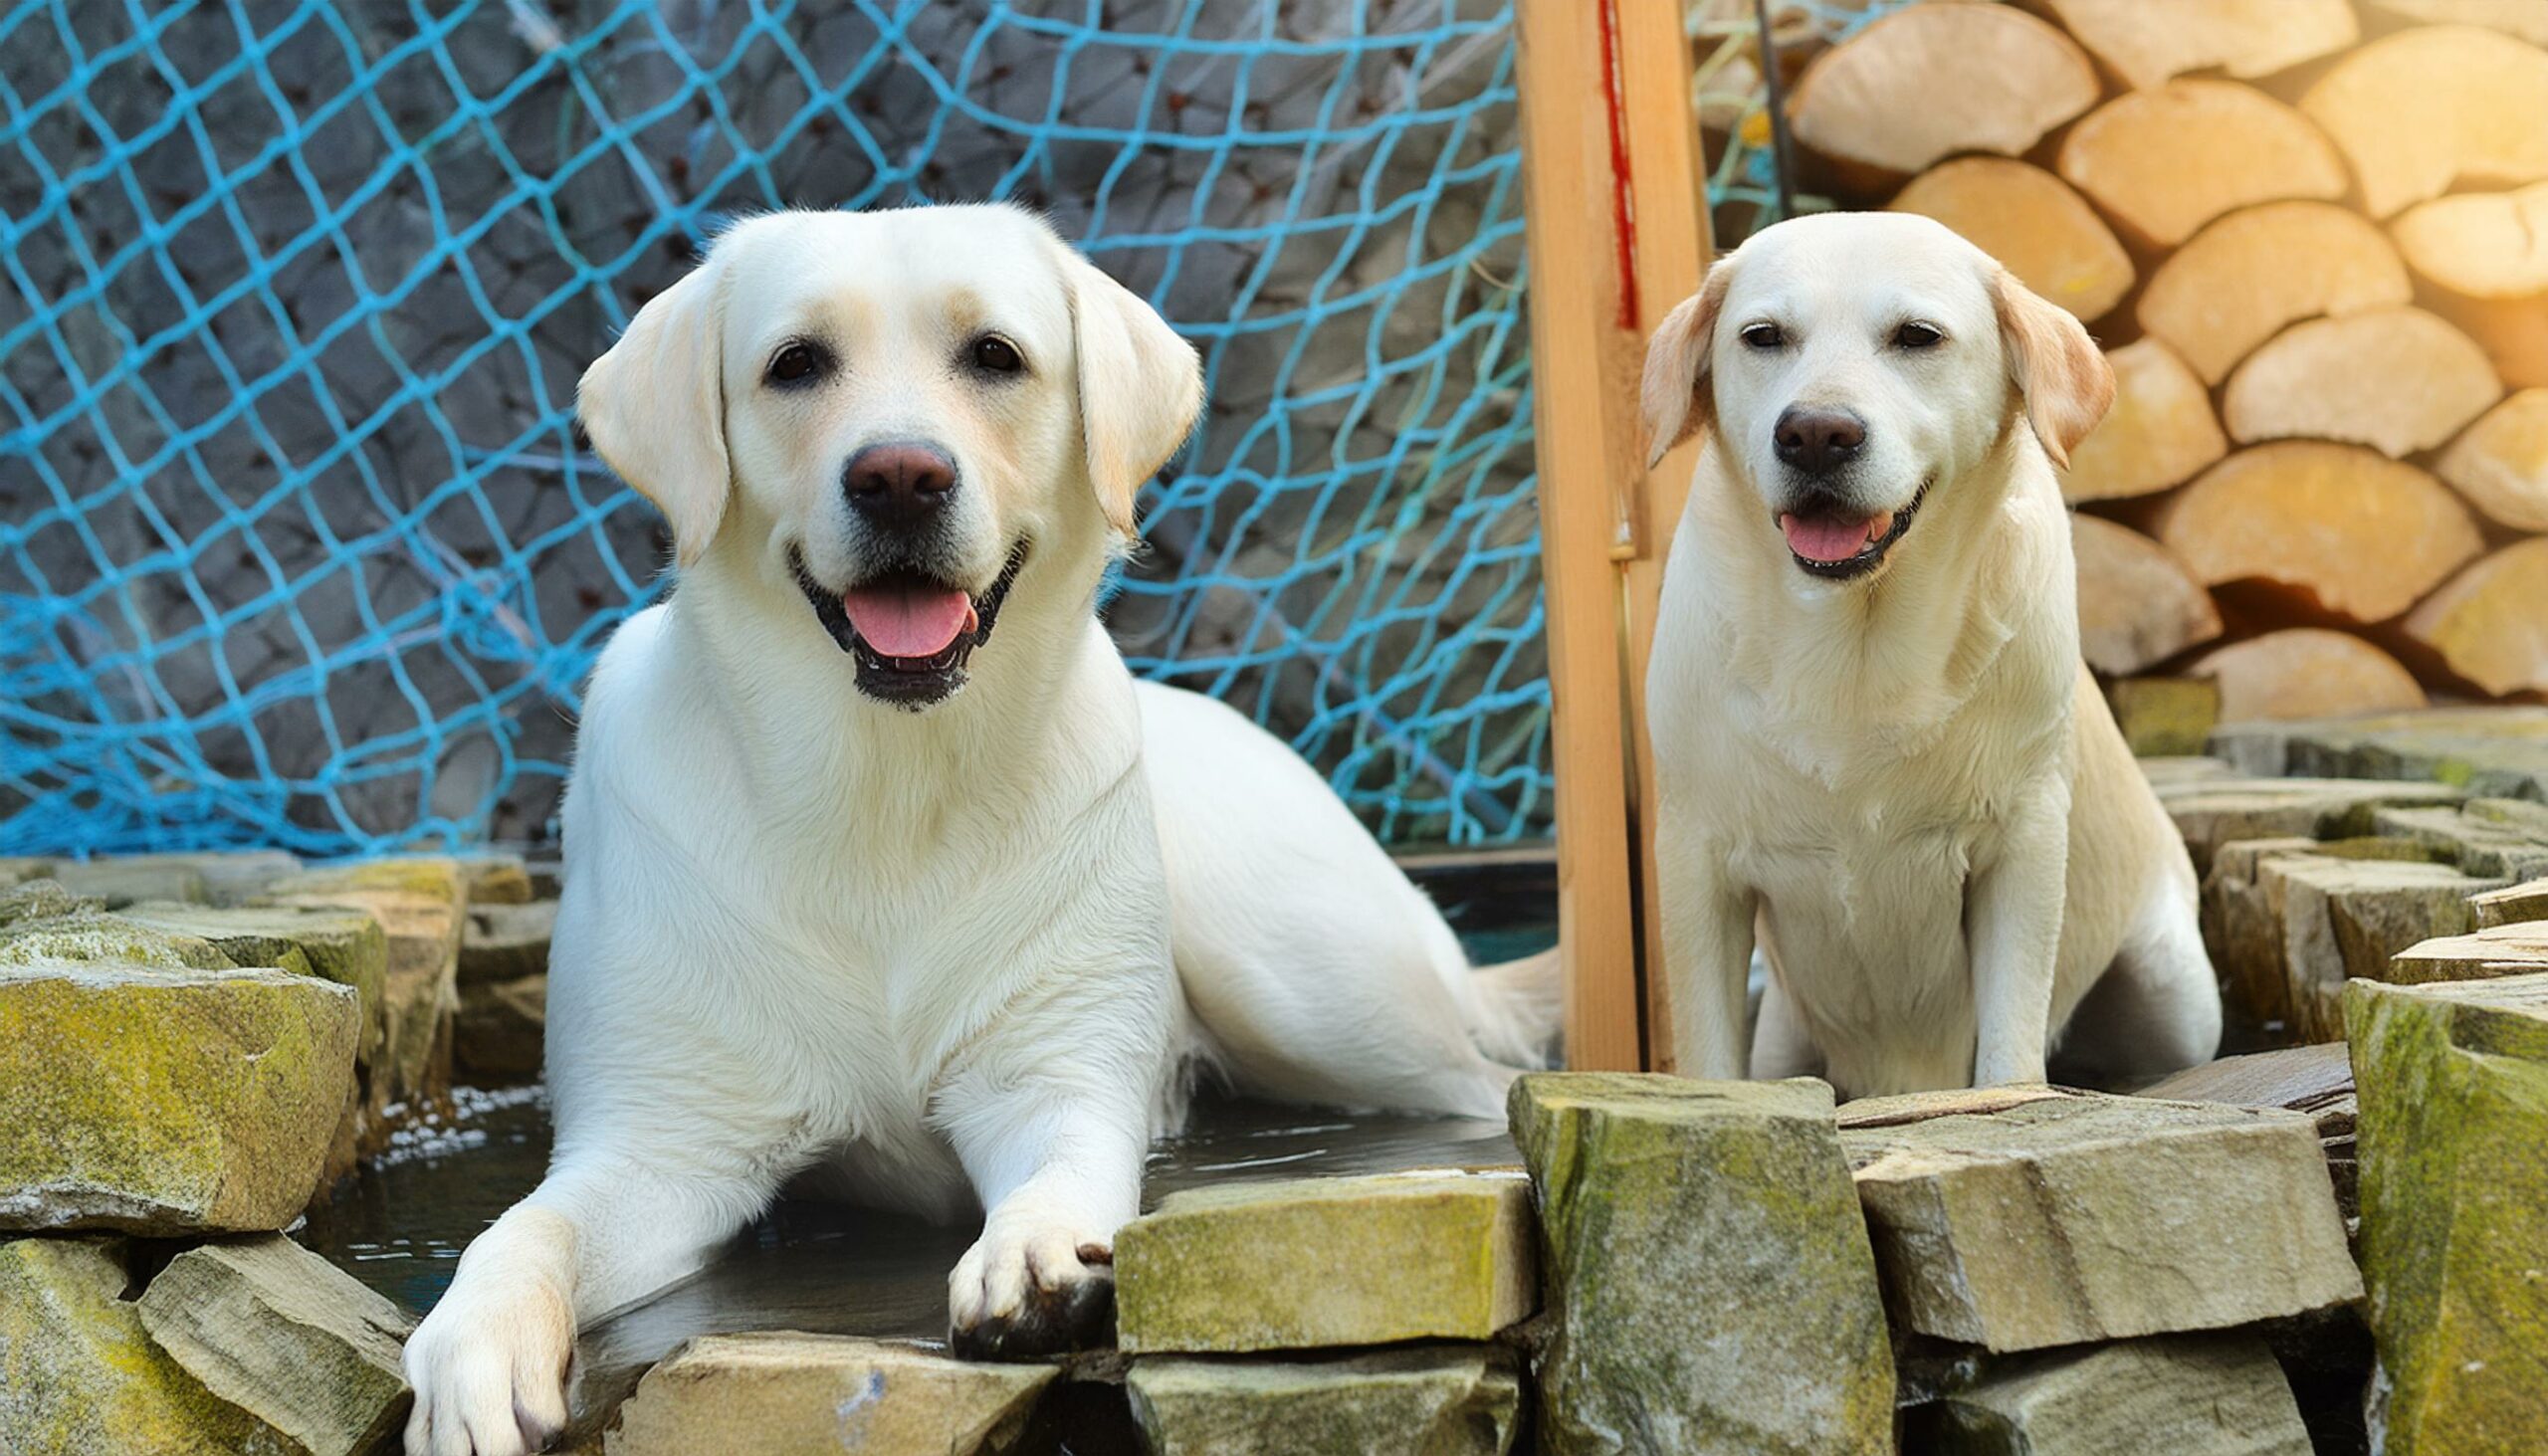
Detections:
[1515, 0, 1712, 1072]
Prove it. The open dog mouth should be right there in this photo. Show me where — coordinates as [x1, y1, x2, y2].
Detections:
[1776, 479, 1929, 581]
[791, 543, 1029, 709]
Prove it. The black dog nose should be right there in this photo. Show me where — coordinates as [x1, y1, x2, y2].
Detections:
[843, 442, 956, 528]
[1773, 407, 1868, 476]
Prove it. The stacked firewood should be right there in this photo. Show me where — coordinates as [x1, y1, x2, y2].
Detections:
[1755, 0, 2548, 723]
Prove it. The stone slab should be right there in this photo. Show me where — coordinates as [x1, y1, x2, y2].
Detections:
[1129, 1346, 1520, 1456]
[1511, 1073, 1893, 1456]
[2389, 921, 2548, 982]
[459, 899, 553, 986]
[0, 960, 359, 1233]
[2473, 876, 2548, 929]
[137, 1234, 415, 1456]
[455, 972, 546, 1084]
[605, 1333, 1054, 1456]
[2370, 800, 2548, 880]
[2152, 777, 2464, 875]
[2210, 708, 2548, 802]
[1116, 1170, 1534, 1354]
[266, 859, 465, 1117]
[1916, 1333, 2311, 1455]
[2347, 971, 2548, 1455]
[1838, 1088, 2361, 1352]
[119, 902, 389, 1064]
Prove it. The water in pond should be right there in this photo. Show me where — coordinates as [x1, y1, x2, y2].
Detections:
[300, 899, 1555, 1439]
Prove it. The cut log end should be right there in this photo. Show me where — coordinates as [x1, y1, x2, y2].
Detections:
[2223, 307, 2501, 458]
[2045, 0, 2357, 92]
[1890, 159, 2134, 322]
[2137, 201, 2414, 385]
[2299, 25, 2548, 219]
[2058, 81, 2347, 250]
[2063, 338, 2226, 503]
[2368, 1, 2548, 46]
[2406, 538, 2548, 697]
[2438, 389, 2548, 532]
[2156, 442, 2484, 622]
[1790, 4, 2100, 178]
[2072, 515, 2223, 676]
[2193, 630, 2429, 723]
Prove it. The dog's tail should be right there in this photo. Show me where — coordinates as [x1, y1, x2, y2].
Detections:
[1451, 945, 1564, 1070]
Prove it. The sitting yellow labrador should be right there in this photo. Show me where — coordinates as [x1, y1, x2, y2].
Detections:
[1640, 212, 2220, 1099]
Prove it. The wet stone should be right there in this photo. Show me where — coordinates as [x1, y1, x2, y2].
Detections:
[1115, 1170, 1534, 1354]
[0, 959, 359, 1234]
[1128, 1346, 1521, 1456]
[1510, 1073, 1894, 1456]
[605, 1333, 1055, 1456]
[1912, 1333, 2311, 1456]
[136, 1234, 415, 1456]
[1838, 1088, 2360, 1352]
[2348, 971, 2548, 1455]
[454, 972, 546, 1084]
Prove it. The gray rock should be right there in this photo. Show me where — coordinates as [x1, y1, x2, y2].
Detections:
[137, 1235, 415, 1456]
[1917, 1334, 2311, 1455]
[606, 1333, 1054, 1456]
[2473, 875, 2548, 929]
[1839, 1088, 2360, 1352]
[459, 900, 553, 986]
[1129, 1346, 1520, 1456]
[1116, 1171, 1535, 1354]
[2153, 776, 2464, 876]
[1510, 1073, 1894, 1456]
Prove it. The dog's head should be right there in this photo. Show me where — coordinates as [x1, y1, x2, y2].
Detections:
[1641, 212, 2111, 583]
[577, 205, 1201, 709]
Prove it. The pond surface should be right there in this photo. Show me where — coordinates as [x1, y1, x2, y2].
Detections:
[300, 904, 1555, 1440]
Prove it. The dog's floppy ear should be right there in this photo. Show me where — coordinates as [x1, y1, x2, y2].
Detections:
[1065, 255, 1202, 538]
[1641, 259, 1736, 469]
[579, 251, 731, 567]
[1991, 268, 2113, 471]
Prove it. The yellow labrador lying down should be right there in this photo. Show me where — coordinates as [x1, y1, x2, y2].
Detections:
[1641, 212, 2221, 1100]
[398, 205, 1559, 1456]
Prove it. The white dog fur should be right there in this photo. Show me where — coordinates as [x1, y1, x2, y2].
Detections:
[399, 205, 1558, 1456]
[1640, 212, 2220, 1100]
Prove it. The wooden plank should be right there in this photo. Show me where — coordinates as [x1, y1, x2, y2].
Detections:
[1515, 0, 1712, 1072]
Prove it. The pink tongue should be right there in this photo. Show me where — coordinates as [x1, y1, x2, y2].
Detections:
[1780, 511, 1892, 564]
[841, 585, 974, 659]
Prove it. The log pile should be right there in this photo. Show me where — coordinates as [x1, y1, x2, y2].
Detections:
[1742, 0, 2548, 722]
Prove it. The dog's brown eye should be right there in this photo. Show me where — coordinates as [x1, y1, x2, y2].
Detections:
[767, 342, 829, 385]
[1894, 321, 1944, 350]
[970, 335, 1024, 375]
[1740, 321, 1784, 350]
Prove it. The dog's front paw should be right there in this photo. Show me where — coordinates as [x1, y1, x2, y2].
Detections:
[948, 1220, 1115, 1360]
[402, 1274, 574, 1456]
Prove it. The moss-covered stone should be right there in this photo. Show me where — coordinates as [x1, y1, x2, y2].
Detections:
[2473, 876, 2548, 929]
[265, 859, 464, 1116]
[136, 1235, 415, 1456]
[1116, 1171, 1534, 1354]
[0, 960, 358, 1233]
[0, 1236, 286, 1454]
[2347, 971, 2548, 1454]
[459, 855, 534, 907]
[2109, 676, 2219, 758]
[1129, 1346, 1520, 1456]
[454, 972, 545, 1084]
[119, 903, 388, 1064]
[0, 908, 250, 973]
[1510, 1073, 1893, 1456]
[0, 880, 99, 926]
[1839, 1088, 2360, 1352]
[460, 899, 553, 986]
[1915, 1333, 2311, 1455]
[606, 1333, 1053, 1456]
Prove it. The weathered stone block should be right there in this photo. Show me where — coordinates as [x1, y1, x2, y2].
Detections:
[1916, 1334, 2311, 1455]
[1839, 1088, 2360, 1352]
[2109, 676, 2218, 758]
[0, 906, 245, 971]
[119, 902, 389, 1063]
[0, 879, 95, 924]
[2211, 708, 2548, 801]
[2153, 777, 2463, 875]
[2137, 1045, 2360, 1220]
[1116, 1171, 1533, 1354]
[0, 960, 359, 1233]
[459, 854, 534, 907]
[2274, 855, 2502, 1042]
[2370, 800, 2548, 880]
[2390, 921, 2548, 981]
[41, 850, 302, 908]
[0, 1237, 279, 1454]
[2135, 756, 2237, 789]
[267, 859, 465, 1115]
[1510, 1073, 1893, 1456]
[137, 1235, 415, 1456]
[455, 972, 546, 1083]
[606, 1334, 1054, 1456]
[2473, 876, 2548, 929]
[1129, 1346, 1520, 1456]
[460, 899, 553, 986]
[2347, 971, 2548, 1455]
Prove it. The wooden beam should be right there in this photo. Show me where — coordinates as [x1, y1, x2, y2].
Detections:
[1515, 0, 1712, 1073]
